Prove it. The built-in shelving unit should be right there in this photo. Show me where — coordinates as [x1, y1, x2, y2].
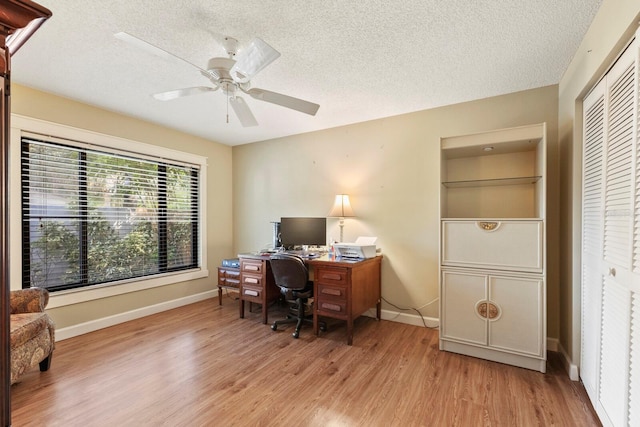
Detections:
[441, 176, 542, 188]
[438, 123, 547, 373]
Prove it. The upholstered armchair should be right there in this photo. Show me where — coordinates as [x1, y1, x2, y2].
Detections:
[10, 288, 55, 385]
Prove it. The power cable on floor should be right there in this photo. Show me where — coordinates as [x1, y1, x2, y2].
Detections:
[381, 296, 439, 329]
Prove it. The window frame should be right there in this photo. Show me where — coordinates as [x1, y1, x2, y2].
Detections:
[10, 115, 208, 309]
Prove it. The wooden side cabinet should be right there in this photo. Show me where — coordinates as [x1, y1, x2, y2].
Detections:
[217, 266, 240, 305]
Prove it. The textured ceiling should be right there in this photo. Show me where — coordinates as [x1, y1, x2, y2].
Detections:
[11, 0, 602, 146]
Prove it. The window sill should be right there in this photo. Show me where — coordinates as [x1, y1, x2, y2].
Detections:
[47, 268, 209, 309]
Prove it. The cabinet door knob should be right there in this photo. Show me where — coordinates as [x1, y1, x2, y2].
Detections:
[477, 302, 488, 318]
[488, 302, 500, 319]
[609, 267, 616, 277]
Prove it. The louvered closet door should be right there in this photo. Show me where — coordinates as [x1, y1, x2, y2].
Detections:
[629, 38, 640, 427]
[581, 36, 639, 427]
[581, 78, 605, 404]
[600, 41, 635, 427]
[580, 36, 640, 426]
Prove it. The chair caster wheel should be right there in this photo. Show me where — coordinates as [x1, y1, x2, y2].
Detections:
[292, 331, 299, 339]
[319, 324, 327, 332]
[271, 323, 277, 331]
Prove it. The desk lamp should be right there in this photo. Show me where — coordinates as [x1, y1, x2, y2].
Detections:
[328, 194, 355, 243]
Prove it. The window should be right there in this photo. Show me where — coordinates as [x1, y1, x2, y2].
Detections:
[21, 136, 200, 292]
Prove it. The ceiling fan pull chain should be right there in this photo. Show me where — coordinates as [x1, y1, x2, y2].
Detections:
[226, 95, 229, 124]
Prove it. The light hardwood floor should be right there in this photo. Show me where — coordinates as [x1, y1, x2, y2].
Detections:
[11, 296, 600, 426]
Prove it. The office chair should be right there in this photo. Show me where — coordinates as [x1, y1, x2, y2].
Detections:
[269, 253, 324, 338]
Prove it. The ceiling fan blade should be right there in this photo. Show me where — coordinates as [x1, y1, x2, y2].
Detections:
[229, 96, 258, 127]
[229, 38, 281, 83]
[246, 88, 319, 116]
[115, 32, 211, 76]
[153, 86, 218, 101]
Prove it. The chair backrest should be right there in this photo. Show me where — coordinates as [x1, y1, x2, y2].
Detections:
[269, 253, 309, 291]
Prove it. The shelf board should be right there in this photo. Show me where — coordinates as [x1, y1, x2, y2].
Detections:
[442, 176, 542, 188]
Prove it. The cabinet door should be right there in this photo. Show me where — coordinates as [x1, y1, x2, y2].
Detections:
[488, 275, 544, 357]
[441, 270, 487, 345]
[442, 220, 544, 273]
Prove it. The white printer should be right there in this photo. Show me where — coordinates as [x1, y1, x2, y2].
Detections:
[333, 237, 378, 259]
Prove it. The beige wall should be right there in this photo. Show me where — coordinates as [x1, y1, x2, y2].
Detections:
[233, 85, 560, 333]
[558, 1, 640, 367]
[10, 84, 233, 331]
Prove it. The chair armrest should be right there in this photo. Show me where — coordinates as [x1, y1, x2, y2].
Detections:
[10, 288, 49, 314]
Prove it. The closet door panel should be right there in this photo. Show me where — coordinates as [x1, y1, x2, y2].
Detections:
[598, 277, 630, 427]
[629, 292, 640, 427]
[603, 57, 635, 270]
[581, 78, 606, 401]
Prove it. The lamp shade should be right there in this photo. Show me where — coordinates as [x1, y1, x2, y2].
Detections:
[328, 194, 355, 217]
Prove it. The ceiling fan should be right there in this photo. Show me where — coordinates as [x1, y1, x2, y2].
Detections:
[114, 32, 320, 127]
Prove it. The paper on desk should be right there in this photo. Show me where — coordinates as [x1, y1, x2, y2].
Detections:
[355, 236, 377, 245]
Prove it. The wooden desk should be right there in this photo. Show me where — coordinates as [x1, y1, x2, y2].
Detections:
[237, 253, 382, 345]
[308, 255, 382, 345]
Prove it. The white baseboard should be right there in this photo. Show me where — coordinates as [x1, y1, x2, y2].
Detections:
[556, 340, 580, 381]
[55, 290, 216, 341]
[364, 308, 440, 328]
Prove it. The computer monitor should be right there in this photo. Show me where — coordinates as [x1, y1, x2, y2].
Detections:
[279, 217, 327, 248]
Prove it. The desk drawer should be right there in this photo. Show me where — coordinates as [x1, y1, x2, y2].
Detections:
[315, 267, 348, 285]
[241, 273, 263, 287]
[317, 300, 348, 316]
[219, 268, 240, 287]
[241, 285, 263, 302]
[241, 260, 264, 274]
[220, 277, 240, 288]
[317, 283, 347, 302]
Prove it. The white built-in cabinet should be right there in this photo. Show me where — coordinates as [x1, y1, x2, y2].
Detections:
[439, 123, 547, 373]
[581, 34, 640, 427]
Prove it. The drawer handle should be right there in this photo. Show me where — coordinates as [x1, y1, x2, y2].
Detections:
[244, 290, 259, 297]
[245, 265, 259, 271]
[477, 221, 499, 231]
[321, 288, 342, 296]
[321, 303, 342, 312]
[322, 273, 342, 281]
[244, 278, 258, 284]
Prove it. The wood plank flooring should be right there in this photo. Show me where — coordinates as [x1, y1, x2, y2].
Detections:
[11, 296, 600, 426]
